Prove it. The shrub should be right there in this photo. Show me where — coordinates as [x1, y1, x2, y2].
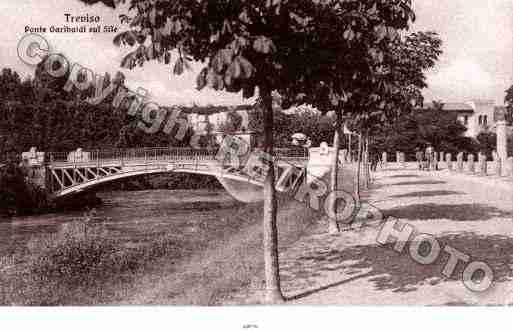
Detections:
[0, 211, 179, 306]
[0, 162, 49, 216]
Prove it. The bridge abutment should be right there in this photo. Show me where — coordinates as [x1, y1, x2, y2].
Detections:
[21, 147, 48, 190]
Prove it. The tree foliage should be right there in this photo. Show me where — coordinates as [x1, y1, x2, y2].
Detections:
[0, 66, 197, 154]
[340, 31, 442, 133]
[504, 85, 513, 125]
[475, 131, 513, 160]
[248, 108, 334, 147]
[0, 161, 48, 216]
[372, 109, 479, 161]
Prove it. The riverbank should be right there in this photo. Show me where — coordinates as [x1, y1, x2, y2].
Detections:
[118, 166, 359, 305]
[0, 189, 243, 305]
[0, 166, 223, 218]
[0, 189, 323, 305]
[0, 164, 360, 306]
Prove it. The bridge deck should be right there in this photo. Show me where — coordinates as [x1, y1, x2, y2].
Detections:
[46, 147, 308, 168]
[37, 147, 309, 198]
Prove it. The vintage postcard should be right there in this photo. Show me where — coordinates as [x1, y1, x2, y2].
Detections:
[0, 0, 512, 328]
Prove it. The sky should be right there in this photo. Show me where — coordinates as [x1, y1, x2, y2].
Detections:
[1, 0, 512, 106]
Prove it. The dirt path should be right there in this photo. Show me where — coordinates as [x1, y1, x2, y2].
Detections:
[279, 167, 513, 306]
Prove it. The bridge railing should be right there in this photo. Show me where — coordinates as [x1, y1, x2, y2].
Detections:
[273, 147, 309, 160]
[46, 147, 309, 165]
[47, 147, 218, 164]
[47, 152, 69, 163]
[95, 148, 218, 162]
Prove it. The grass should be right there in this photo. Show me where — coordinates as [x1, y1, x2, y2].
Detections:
[0, 165, 351, 306]
[0, 211, 181, 306]
[116, 196, 323, 306]
[0, 199, 293, 306]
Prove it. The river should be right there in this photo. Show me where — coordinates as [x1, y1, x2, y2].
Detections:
[0, 189, 246, 258]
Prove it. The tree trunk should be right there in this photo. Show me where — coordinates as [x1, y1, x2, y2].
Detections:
[328, 114, 341, 234]
[348, 133, 352, 163]
[363, 134, 370, 190]
[355, 133, 362, 204]
[260, 86, 284, 304]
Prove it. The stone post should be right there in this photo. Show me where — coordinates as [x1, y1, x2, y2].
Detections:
[21, 147, 47, 189]
[479, 153, 487, 176]
[382, 152, 388, 168]
[456, 152, 464, 172]
[492, 151, 502, 176]
[445, 153, 452, 171]
[400, 152, 406, 168]
[497, 120, 508, 164]
[495, 157, 502, 177]
[396, 151, 400, 164]
[439, 152, 445, 169]
[467, 154, 475, 173]
[21, 147, 45, 167]
[492, 150, 498, 162]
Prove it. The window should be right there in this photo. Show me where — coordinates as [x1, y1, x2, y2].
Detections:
[464, 115, 468, 126]
[483, 115, 488, 126]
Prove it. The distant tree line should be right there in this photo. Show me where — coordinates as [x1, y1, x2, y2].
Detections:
[0, 65, 197, 156]
[247, 106, 489, 162]
[1, 65, 504, 166]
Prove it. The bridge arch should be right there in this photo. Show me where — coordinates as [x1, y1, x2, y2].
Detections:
[49, 165, 270, 202]
[23, 147, 312, 203]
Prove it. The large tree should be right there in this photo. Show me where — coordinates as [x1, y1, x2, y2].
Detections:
[374, 109, 478, 160]
[342, 31, 442, 198]
[78, 0, 418, 303]
[283, 30, 441, 223]
[273, 7, 428, 233]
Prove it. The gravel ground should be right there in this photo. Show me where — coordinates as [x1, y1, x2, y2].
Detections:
[278, 166, 513, 306]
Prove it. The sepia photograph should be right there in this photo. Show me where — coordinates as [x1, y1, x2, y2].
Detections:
[0, 0, 512, 328]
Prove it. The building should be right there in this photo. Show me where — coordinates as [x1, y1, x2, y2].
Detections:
[424, 100, 505, 138]
[184, 105, 256, 147]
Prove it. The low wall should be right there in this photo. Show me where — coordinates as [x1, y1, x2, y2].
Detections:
[386, 150, 513, 179]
